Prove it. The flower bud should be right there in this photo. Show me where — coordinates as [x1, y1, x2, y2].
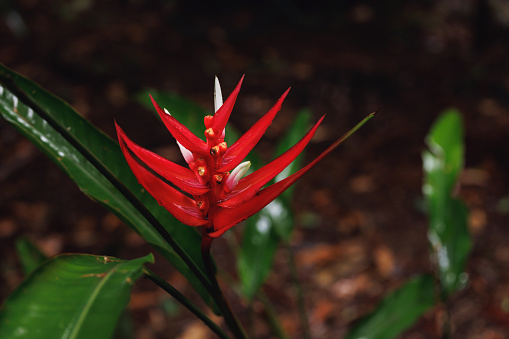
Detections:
[214, 174, 223, 184]
[210, 145, 220, 156]
[204, 115, 214, 128]
[219, 142, 228, 153]
[224, 161, 251, 192]
[205, 128, 215, 139]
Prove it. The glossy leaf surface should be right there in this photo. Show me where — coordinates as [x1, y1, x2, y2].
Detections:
[345, 274, 436, 339]
[0, 254, 153, 339]
[423, 109, 471, 296]
[0, 64, 212, 306]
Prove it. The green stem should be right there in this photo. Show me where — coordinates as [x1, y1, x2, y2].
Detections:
[214, 269, 288, 339]
[143, 268, 230, 339]
[285, 241, 311, 339]
[202, 235, 248, 339]
[432, 254, 451, 338]
[0, 73, 214, 293]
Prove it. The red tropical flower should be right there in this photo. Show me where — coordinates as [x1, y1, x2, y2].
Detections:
[116, 76, 373, 238]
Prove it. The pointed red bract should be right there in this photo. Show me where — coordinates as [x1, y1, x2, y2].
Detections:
[150, 95, 208, 154]
[117, 76, 372, 238]
[219, 115, 324, 208]
[211, 126, 349, 236]
[116, 123, 209, 196]
[218, 88, 290, 173]
[211, 75, 244, 138]
[117, 127, 208, 226]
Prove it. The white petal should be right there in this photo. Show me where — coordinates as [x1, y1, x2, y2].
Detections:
[214, 76, 223, 113]
[177, 141, 194, 164]
[225, 161, 251, 191]
[164, 106, 194, 163]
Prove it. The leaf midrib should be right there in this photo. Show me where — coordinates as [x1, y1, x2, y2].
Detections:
[63, 263, 119, 339]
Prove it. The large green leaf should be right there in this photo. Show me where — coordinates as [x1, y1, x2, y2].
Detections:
[0, 253, 153, 339]
[423, 109, 471, 296]
[345, 274, 436, 339]
[238, 110, 311, 299]
[0, 64, 212, 306]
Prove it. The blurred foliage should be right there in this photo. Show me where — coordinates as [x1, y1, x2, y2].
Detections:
[238, 110, 311, 299]
[15, 237, 48, 276]
[346, 274, 436, 339]
[423, 109, 471, 296]
[346, 109, 472, 338]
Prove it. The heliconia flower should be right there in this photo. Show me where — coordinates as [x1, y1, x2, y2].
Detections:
[116, 76, 373, 238]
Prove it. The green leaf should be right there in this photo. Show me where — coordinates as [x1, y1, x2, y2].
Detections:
[0, 64, 213, 307]
[0, 253, 153, 339]
[274, 110, 312, 190]
[238, 110, 311, 299]
[238, 212, 279, 299]
[15, 237, 48, 276]
[345, 274, 436, 339]
[423, 109, 472, 296]
[272, 109, 311, 240]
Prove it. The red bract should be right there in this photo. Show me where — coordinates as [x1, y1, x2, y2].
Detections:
[116, 76, 370, 238]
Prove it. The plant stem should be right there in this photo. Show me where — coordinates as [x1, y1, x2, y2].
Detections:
[285, 241, 311, 339]
[256, 292, 289, 339]
[213, 269, 288, 339]
[202, 235, 248, 339]
[143, 268, 230, 339]
[433, 257, 451, 338]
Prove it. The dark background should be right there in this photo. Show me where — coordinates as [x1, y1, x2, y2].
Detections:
[1, 1, 509, 338]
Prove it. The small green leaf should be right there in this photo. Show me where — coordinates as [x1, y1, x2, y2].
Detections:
[15, 237, 48, 276]
[345, 274, 436, 339]
[273, 109, 311, 239]
[423, 109, 472, 296]
[0, 253, 153, 339]
[238, 110, 311, 299]
[274, 110, 312, 198]
[425, 110, 464, 185]
[238, 212, 279, 299]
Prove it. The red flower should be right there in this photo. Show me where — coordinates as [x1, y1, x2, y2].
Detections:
[116, 76, 372, 237]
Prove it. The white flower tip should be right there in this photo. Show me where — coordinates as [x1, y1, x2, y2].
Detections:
[176, 141, 194, 164]
[214, 76, 223, 113]
[225, 161, 251, 191]
[163, 108, 172, 116]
